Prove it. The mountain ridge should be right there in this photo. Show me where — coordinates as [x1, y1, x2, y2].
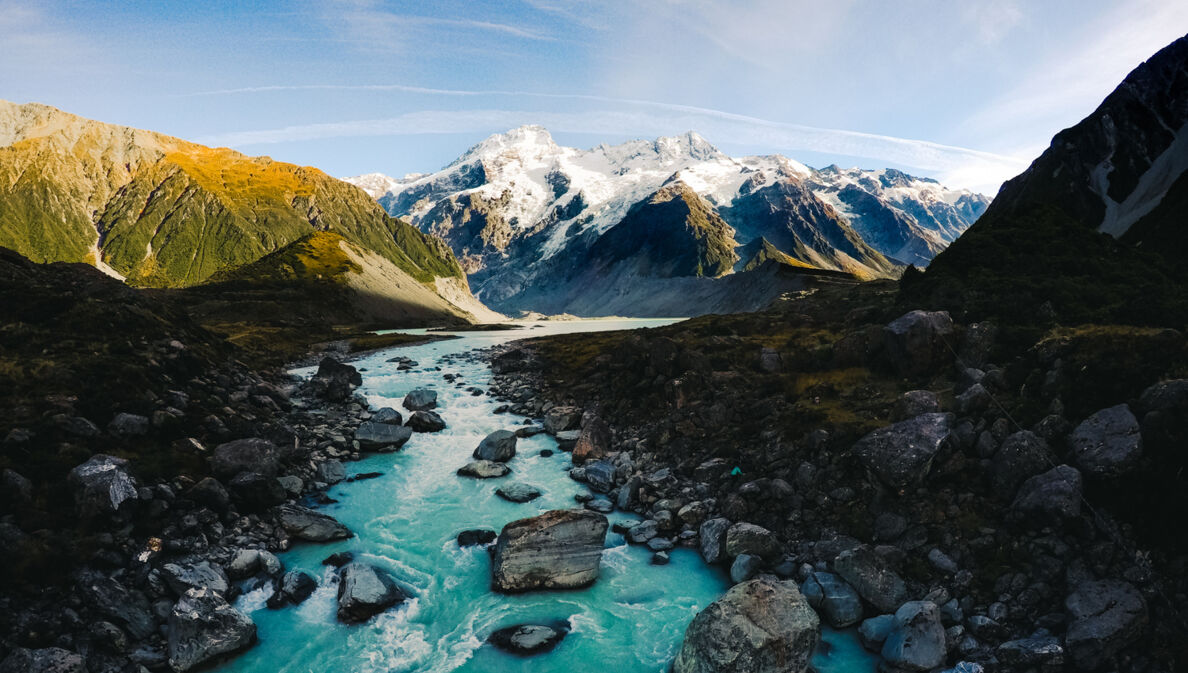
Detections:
[347, 127, 988, 316]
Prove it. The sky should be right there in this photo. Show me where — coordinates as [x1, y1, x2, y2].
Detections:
[2, 1, 1186, 195]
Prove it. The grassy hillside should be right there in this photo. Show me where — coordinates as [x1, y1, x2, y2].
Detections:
[0, 100, 464, 289]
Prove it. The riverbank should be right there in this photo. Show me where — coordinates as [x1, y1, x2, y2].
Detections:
[482, 283, 1188, 673]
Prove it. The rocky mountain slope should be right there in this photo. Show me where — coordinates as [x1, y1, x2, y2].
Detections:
[347, 128, 987, 316]
[905, 34, 1188, 326]
[0, 100, 492, 324]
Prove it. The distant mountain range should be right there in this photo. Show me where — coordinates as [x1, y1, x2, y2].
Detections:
[906, 33, 1188, 326]
[348, 128, 989, 316]
[0, 100, 496, 325]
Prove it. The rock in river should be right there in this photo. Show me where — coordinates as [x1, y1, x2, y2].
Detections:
[275, 504, 353, 542]
[488, 623, 569, 655]
[457, 460, 511, 479]
[852, 413, 953, 489]
[402, 388, 438, 411]
[168, 588, 256, 673]
[495, 483, 543, 503]
[491, 509, 608, 592]
[673, 578, 820, 673]
[354, 422, 413, 451]
[336, 563, 406, 623]
[406, 410, 447, 432]
[474, 429, 517, 462]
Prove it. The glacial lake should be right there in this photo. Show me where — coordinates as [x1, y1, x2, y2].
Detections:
[212, 319, 879, 673]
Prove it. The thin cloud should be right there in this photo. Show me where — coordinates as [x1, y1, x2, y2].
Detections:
[195, 107, 1026, 192]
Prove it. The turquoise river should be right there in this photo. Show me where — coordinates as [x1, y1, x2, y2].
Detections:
[212, 319, 880, 673]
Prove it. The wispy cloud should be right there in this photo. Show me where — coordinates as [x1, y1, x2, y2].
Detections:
[195, 104, 1026, 191]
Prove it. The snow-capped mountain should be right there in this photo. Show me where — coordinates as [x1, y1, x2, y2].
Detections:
[346, 127, 989, 316]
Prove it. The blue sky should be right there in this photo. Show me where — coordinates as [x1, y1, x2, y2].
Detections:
[3, 1, 1186, 193]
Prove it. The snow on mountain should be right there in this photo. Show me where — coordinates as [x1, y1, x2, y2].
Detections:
[344, 126, 989, 314]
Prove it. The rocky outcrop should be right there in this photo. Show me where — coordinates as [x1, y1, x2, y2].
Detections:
[67, 454, 139, 518]
[274, 504, 352, 542]
[852, 413, 953, 489]
[673, 578, 819, 673]
[491, 509, 608, 592]
[167, 588, 256, 673]
[474, 429, 517, 462]
[312, 358, 361, 402]
[336, 563, 406, 623]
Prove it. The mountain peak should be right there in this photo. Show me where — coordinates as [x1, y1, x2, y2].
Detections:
[459, 125, 558, 163]
[652, 130, 724, 161]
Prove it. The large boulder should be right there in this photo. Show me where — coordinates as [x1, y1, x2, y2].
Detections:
[336, 563, 406, 623]
[457, 460, 511, 478]
[673, 578, 820, 673]
[833, 546, 907, 614]
[1065, 580, 1148, 669]
[699, 518, 731, 564]
[852, 413, 953, 490]
[583, 460, 616, 493]
[266, 570, 318, 608]
[402, 388, 438, 411]
[406, 410, 446, 432]
[210, 438, 280, 479]
[162, 561, 230, 596]
[491, 509, 608, 592]
[882, 601, 947, 671]
[883, 310, 954, 378]
[724, 522, 781, 560]
[227, 472, 286, 509]
[167, 588, 256, 672]
[474, 430, 517, 462]
[801, 571, 864, 627]
[108, 412, 150, 437]
[274, 504, 352, 542]
[79, 575, 156, 639]
[354, 422, 413, 452]
[0, 648, 86, 673]
[891, 390, 941, 421]
[543, 406, 582, 434]
[313, 357, 361, 401]
[1070, 404, 1143, 477]
[1011, 465, 1082, 525]
[572, 415, 610, 464]
[67, 454, 139, 518]
[371, 407, 403, 425]
[990, 431, 1052, 496]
